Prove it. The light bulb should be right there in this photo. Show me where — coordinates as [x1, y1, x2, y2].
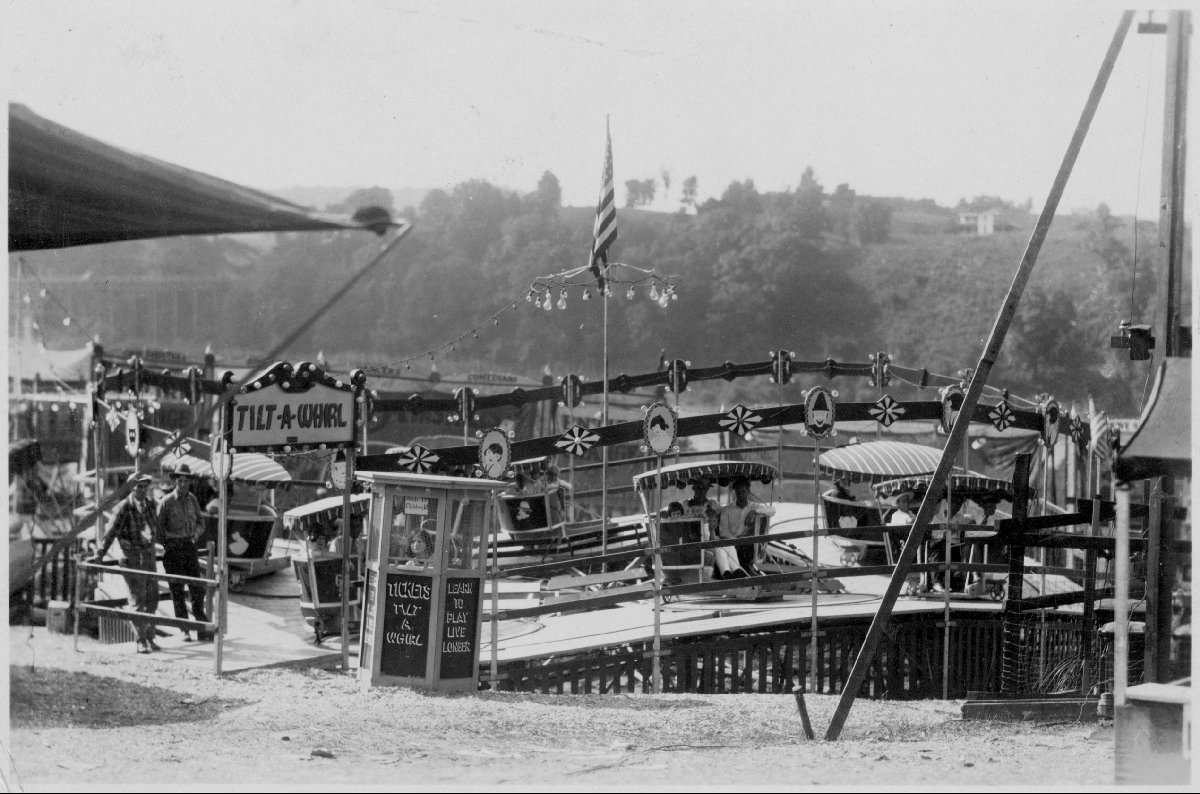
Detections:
[543, 294, 552, 311]
[649, 284, 659, 300]
[626, 285, 636, 299]
[557, 291, 567, 310]
[525, 291, 534, 302]
[582, 289, 591, 301]
[658, 294, 669, 308]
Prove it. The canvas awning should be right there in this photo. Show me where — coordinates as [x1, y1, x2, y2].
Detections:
[872, 472, 1015, 502]
[633, 460, 777, 491]
[161, 446, 290, 485]
[818, 440, 955, 484]
[1114, 357, 1191, 481]
[282, 492, 372, 531]
[8, 103, 397, 251]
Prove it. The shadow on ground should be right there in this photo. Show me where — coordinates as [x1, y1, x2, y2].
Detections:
[10, 666, 243, 729]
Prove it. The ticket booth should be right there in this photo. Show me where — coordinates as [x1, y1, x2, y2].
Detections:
[356, 471, 506, 691]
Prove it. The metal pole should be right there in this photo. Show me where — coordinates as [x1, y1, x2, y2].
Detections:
[824, 11, 1133, 741]
[1114, 483, 1131, 707]
[1037, 446, 1050, 682]
[490, 495, 499, 684]
[651, 455, 664, 694]
[810, 436, 820, 693]
[340, 448, 354, 671]
[1081, 457, 1101, 694]
[215, 471, 227, 676]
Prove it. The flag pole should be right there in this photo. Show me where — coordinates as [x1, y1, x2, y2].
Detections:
[601, 281, 609, 555]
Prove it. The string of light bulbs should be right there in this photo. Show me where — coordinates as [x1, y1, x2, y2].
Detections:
[524, 261, 681, 310]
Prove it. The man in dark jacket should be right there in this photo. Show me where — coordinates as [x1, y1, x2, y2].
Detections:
[157, 463, 210, 641]
[93, 473, 161, 653]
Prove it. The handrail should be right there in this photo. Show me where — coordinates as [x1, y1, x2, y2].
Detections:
[77, 559, 216, 587]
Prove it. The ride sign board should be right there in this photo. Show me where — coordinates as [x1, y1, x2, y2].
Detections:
[379, 572, 433, 678]
[438, 577, 482, 680]
[226, 362, 363, 451]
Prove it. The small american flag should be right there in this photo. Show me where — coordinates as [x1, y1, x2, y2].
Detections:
[1089, 397, 1112, 462]
[589, 119, 617, 292]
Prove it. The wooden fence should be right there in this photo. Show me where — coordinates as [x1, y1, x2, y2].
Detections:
[495, 612, 1138, 698]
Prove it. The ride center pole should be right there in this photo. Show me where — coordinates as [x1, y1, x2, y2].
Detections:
[810, 435, 820, 693]
[651, 455, 664, 694]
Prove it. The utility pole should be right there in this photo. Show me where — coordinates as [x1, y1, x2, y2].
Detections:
[1138, 9, 1190, 684]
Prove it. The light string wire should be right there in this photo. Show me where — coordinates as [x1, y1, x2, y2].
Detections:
[364, 261, 680, 375]
[13, 256, 98, 344]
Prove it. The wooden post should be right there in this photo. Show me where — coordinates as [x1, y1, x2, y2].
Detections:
[1145, 478, 1175, 682]
[1001, 453, 1033, 695]
[1114, 484, 1132, 706]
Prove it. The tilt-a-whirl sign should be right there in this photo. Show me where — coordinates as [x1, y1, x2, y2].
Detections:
[224, 361, 365, 452]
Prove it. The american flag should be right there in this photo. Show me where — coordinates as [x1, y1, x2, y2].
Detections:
[1088, 396, 1112, 462]
[589, 120, 617, 292]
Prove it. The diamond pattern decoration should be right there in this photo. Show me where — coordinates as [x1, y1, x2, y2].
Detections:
[1068, 414, 1085, 444]
[398, 444, 439, 473]
[718, 404, 761, 437]
[556, 424, 601, 456]
[868, 394, 905, 428]
[105, 408, 124, 432]
[988, 400, 1016, 432]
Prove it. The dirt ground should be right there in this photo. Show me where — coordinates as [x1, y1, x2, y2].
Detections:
[5, 625, 1115, 791]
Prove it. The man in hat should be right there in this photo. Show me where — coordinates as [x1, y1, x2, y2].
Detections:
[93, 473, 161, 653]
[157, 463, 210, 641]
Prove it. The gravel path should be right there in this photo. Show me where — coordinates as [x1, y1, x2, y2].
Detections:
[6, 626, 1114, 790]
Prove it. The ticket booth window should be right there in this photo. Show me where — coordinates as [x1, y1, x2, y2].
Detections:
[368, 491, 385, 565]
[388, 495, 440, 569]
[444, 497, 486, 569]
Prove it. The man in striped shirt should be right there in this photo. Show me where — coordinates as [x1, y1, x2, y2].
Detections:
[93, 473, 161, 653]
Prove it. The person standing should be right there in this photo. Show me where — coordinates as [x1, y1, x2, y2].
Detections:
[544, 465, 572, 525]
[157, 464, 210, 642]
[93, 473, 161, 653]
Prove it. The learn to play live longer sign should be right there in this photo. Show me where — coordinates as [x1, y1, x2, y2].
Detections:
[438, 577, 481, 680]
[379, 572, 432, 679]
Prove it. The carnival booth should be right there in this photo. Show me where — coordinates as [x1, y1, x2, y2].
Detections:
[282, 492, 371, 642]
[355, 471, 506, 691]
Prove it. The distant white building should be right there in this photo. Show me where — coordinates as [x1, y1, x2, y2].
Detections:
[957, 209, 1015, 235]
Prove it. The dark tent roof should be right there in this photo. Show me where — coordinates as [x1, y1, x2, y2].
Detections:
[1113, 356, 1191, 481]
[8, 103, 394, 251]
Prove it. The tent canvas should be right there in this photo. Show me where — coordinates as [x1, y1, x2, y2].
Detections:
[8, 102, 394, 251]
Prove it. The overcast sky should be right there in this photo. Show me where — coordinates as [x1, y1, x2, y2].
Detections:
[4, 1, 1183, 216]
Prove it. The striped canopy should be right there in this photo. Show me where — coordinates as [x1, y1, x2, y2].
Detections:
[162, 448, 290, 485]
[818, 440, 952, 484]
[282, 492, 371, 531]
[872, 472, 1015, 502]
[633, 460, 777, 492]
